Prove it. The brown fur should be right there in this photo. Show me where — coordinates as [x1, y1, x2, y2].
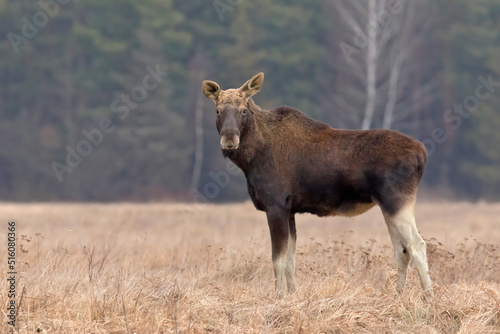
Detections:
[202, 73, 432, 297]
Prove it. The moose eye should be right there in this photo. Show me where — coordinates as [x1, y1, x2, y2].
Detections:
[242, 109, 248, 115]
[216, 109, 221, 115]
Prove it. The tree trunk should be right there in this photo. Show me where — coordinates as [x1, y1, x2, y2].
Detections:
[190, 87, 205, 191]
[361, 0, 377, 130]
[382, 52, 404, 129]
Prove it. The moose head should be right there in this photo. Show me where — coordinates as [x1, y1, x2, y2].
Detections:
[202, 73, 264, 150]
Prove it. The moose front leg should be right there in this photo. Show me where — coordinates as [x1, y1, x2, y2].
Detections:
[285, 213, 297, 292]
[266, 207, 290, 298]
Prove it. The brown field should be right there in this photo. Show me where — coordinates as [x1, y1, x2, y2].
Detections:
[1, 201, 500, 333]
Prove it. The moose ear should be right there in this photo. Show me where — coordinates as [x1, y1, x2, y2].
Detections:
[240, 72, 264, 98]
[202, 80, 221, 101]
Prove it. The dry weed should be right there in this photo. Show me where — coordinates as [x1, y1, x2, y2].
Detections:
[0, 202, 499, 333]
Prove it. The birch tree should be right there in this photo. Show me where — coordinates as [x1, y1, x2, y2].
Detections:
[328, 0, 438, 130]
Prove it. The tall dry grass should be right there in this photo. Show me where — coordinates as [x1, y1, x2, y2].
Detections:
[1, 202, 499, 333]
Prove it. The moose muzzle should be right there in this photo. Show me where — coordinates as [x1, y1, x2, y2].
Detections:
[219, 110, 241, 150]
[220, 130, 240, 150]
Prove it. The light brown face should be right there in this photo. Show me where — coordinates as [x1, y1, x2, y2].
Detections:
[202, 73, 264, 150]
[216, 89, 248, 110]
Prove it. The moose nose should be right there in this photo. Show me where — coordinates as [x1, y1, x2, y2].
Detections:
[220, 133, 240, 150]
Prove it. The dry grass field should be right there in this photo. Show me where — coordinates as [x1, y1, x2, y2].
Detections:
[1, 201, 499, 333]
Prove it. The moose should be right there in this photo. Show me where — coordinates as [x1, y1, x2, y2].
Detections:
[202, 72, 432, 297]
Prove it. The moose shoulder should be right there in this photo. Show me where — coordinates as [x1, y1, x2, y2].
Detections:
[202, 72, 432, 298]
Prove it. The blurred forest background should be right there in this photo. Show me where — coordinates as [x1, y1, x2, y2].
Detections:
[0, 0, 499, 202]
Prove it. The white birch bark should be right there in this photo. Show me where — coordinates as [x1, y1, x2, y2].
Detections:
[361, 0, 378, 130]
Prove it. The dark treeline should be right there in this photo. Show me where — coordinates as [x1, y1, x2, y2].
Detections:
[0, 0, 499, 202]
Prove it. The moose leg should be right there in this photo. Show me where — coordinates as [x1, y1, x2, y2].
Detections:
[383, 204, 432, 294]
[384, 218, 410, 292]
[266, 207, 290, 298]
[285, 214, 297, 292]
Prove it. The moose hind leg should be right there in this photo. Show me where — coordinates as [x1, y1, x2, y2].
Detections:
[285, 214, 297, 292]
[383, 204, 432, 293]
[266, 208, 290, 298]
[385, 221, 410, 292]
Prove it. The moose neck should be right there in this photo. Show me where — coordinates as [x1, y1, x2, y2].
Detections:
[223, 98, 267, 172]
